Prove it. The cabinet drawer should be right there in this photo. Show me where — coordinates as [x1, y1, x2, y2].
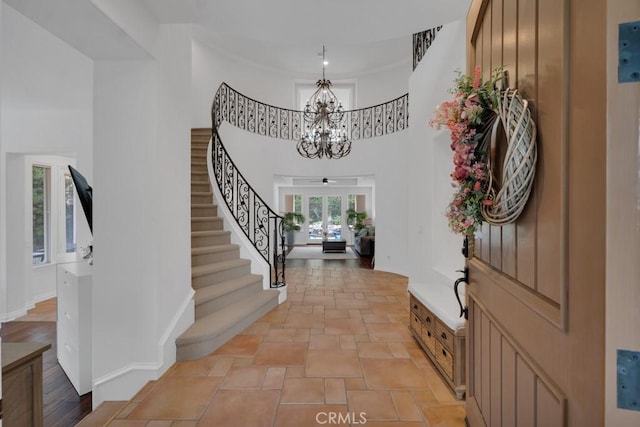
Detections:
[420, 323, 436, 355]
[410, 311, 421, 334]
[420, 306, 435, 329]
[58, 308, 80, 346]
[435, 341, 454, 381]
[58, 273, 79, 308]
[410, 294, 422, 315]
[435, 319, 455, 354]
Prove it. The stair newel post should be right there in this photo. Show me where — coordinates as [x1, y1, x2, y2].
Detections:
[271, 215, 286, 288]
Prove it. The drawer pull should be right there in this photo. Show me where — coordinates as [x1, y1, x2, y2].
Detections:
[441, 332, 447, 340]
[425, 316, 431, 323]
[427, 331, 432, 337]
[413, 304, 418, 310]
[442, 349, 447, 357]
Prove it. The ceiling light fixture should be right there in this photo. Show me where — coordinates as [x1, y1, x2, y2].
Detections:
[296, 46, 351, 160]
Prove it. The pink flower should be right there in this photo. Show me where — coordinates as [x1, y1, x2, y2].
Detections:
[472, 65, 481, 90]
[453, 166, 468, 181]
[431, 66, 504, 237]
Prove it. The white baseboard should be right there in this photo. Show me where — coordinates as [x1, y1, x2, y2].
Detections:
[92, 288, 195, 408]
[0, 307, 28, 322]
[0, 291, 56, 322]
[32, 290, 56, 304]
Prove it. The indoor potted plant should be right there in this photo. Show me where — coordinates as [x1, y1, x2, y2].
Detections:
[346, 208, 368, 232]
[282, 212, 305, 247]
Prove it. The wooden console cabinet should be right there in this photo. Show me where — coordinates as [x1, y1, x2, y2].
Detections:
[409, 292, 466, 399]
[2, 342, 51, 426]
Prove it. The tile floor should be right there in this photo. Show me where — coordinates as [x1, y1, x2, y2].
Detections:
[84, 261, 466, 426]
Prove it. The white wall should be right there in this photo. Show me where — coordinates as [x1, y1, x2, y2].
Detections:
[192, 38, 415, 275]
[407, 21, 466, 284]
[356, 62, 412, 107]
[1, 2, 194, 405]
[151, 24, 194, 377]
[192, 36, 296, 127]
[5, 154, 26, 319]
[0, 4, 93, 320]
[191, 36, 413, 126]
[91, 24, 194, 407]
[218, 123, 410, 274]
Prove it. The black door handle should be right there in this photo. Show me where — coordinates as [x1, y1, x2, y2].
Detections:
[454, 267, 469, 320]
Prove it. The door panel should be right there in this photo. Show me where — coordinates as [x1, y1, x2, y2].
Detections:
[307, 195, 323, 242]
[465, 0, 605, 426]
[467, 299, 566, 427]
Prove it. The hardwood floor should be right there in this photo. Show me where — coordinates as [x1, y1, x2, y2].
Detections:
[1, 304, 92, 427]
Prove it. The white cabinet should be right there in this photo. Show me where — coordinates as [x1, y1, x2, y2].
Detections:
[57, 262, 92, 395]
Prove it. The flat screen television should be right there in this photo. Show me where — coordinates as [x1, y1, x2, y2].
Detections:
[68, 165, 92, 234]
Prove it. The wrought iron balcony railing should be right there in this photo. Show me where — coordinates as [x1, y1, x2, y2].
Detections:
[210, 82, 413, 288]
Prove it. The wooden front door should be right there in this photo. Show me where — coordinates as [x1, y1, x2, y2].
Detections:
[465, 1, 606, 426]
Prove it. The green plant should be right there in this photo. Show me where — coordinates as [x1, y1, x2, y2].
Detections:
[282, 212, 306, 232]
[346, 208, 368, 231]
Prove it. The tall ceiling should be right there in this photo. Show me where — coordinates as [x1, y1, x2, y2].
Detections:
[140, 0, 471, 77]
[3, 0, 470, 77]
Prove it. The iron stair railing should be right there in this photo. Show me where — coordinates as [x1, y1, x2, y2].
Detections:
[211, 90, 286, 288]
[208, 126, 286, 288]
[209, 81, 415, 288]
[213, 82, 409, 142]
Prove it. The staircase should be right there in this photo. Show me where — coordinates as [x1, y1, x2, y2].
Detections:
[176, 128, 279, 361]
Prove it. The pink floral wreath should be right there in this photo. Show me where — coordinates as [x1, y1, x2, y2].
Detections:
[430, 66, 503, 237]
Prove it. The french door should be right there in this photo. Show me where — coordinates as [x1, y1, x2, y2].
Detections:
[306, 195, 344, 243]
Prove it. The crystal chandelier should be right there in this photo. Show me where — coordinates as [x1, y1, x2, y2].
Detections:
[297, 46, 351, 159]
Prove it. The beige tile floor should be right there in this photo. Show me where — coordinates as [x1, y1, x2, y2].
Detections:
[89, 261, 466, 426]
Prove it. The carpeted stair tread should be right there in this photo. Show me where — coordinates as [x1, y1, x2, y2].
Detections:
[194, 273, 263, 306]
[192, 258, 251, 277]
[191, 216, 222, 222]
[191, 230, 229, 237]
[192, 244, 239, 256]
[177, 289, 279, 346]
[191, 203, 218, 209]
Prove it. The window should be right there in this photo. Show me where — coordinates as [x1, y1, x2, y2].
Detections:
[293, 194, 303, 214]
[32, 165, 51, 265]
[348, 195, 356, 211]
[296, 82, 356, 111]
[64, 172, 76, 253]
